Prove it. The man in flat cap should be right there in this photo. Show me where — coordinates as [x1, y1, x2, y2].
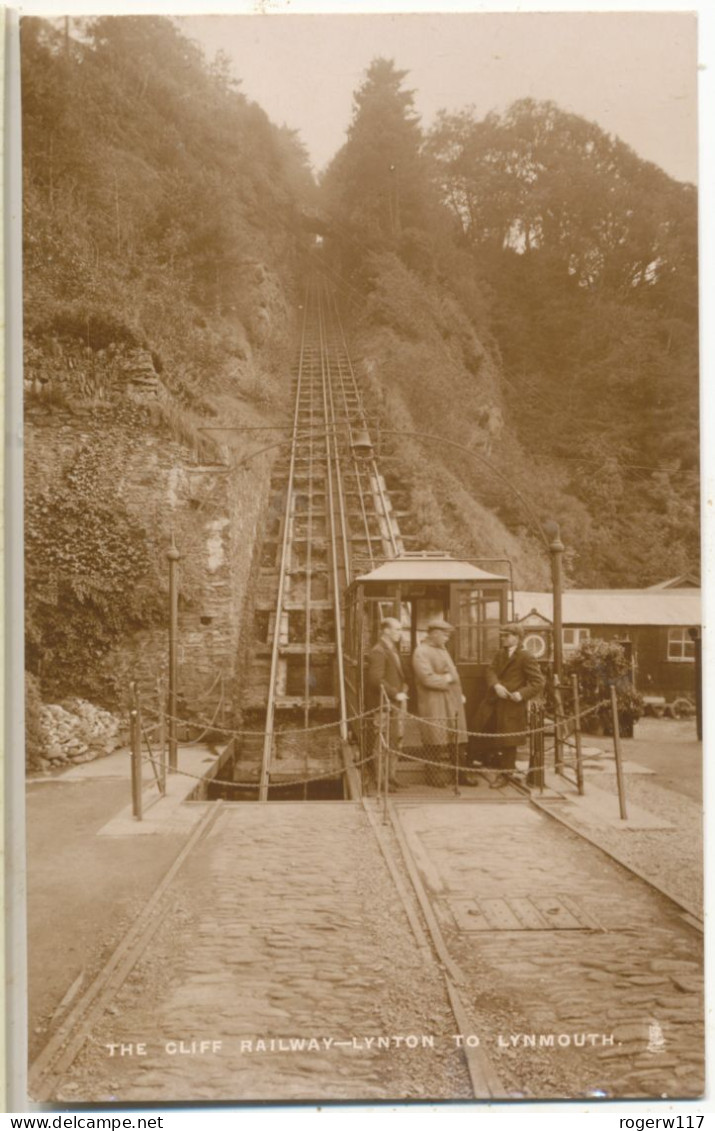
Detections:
[471, 622, 545, 788]
[367, 617, 409, 791]
[412, 617, 468, 787]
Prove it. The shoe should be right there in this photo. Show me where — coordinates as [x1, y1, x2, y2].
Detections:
[459, 773, 481, 787]
[488, 773, 511, 790]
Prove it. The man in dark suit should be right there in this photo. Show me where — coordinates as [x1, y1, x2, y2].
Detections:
[367, 617, 408, 791]
[471, 622, 545, 788]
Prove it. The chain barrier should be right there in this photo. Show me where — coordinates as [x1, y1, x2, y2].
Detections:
[161, 707, 381, 739]
[129, 692, 612, 798]
[136, 748, 377, 792]
[174, 692, 226, 744]
[152, 699, 610, 743]
[396, 700, 610, 741]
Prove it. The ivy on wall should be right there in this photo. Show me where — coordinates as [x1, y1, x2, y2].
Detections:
[25, 434, 167, 700]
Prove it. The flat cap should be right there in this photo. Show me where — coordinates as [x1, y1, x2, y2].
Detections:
[426, 617, 454, 633]
[499, 622, 525, 639]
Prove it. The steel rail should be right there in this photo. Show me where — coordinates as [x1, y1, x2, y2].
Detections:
[259, 288, 311, 801]
[28, 803, 224, 1100]
[328, 323, 375, 569]
[303, 322, 316, 745]
[316, 283, 349, 742]
[378, 797, 506, 1097]
[321, 295, 353, 585]
[330, 290, 401, 558]
[328, 287, 399, 563]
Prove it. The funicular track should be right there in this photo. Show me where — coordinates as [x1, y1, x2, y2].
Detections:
[27, 279, 704, 1106]
[237, 278, 404, 799]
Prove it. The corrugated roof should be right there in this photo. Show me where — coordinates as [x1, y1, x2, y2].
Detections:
[646, 574, 700, 590]
[355, 558, 509, 584]
[514, 590, 701, 627]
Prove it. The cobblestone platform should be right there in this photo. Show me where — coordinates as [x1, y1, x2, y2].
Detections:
[55, 803, 471, 1104]
[46, 797, 703, 1105]
[394, 801, 703, 1100]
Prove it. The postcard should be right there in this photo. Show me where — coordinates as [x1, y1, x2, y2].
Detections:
[9, 2, 706, 1114]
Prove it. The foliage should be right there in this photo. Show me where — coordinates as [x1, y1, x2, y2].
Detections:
[428, 99, 697, 310]
[25, 672, 47, 771]
[25, 455, 163, 698]
[22, 15, 313, 705]
[564, 638, 643, 731]
[21, 14, 314, 369]
[323, 69, 699, 587]
[322, 58, 443, 276]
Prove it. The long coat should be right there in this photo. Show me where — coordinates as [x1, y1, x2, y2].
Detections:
[412, 640, 468, 747]
[471, 645, 545, 749]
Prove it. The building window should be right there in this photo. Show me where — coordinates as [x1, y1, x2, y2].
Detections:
[667, 627, 695, 662]
[563, 628, 590, 654]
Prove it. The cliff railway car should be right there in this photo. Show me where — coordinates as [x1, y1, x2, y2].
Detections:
[343, 552, 515, 789]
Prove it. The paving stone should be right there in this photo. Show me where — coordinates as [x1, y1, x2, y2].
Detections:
[50, 800, 703, 1104]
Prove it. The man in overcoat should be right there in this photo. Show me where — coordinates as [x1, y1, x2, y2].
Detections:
[367, 617, 408, 791]
[471, 622, 545, 788]
[412, 617, 468, 786]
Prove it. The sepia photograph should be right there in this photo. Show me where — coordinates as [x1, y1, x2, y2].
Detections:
[13, 2, 704, 1111]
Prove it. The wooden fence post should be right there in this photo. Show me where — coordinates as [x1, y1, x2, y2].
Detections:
[572, 674, 585, 796]
[130, 681, 143, 821]
[610, 684, 628, 820]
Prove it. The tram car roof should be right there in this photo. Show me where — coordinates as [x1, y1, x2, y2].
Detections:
[353, 554, 509, 585]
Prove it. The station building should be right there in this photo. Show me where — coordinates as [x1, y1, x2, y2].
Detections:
[513, 575, 700, 704]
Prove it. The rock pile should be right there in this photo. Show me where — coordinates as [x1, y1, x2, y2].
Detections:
[39, 699, 125, 769]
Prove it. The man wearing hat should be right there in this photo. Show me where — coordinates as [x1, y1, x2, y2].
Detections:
[471, 622, 545, 788]
[367, 617, 409, 791]
[412, 617, 468, 787]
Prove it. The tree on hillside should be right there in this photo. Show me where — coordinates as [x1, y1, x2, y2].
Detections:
[321, 73, 699, 587]
[323, 58, 442, 275]
[22, 14, 315, 332]
[428, 99, 697, 311]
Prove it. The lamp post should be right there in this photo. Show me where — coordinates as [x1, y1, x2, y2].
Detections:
[543, 521, 565, 773]
[545, 523, 565, 688]
[167, 532, 181, 771]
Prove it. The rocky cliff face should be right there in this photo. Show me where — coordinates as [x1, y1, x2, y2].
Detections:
[24, 267, 297, 766]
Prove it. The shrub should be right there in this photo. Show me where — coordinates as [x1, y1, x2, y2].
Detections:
[565, 638, 643, 736]
[25, 672, 47, 771]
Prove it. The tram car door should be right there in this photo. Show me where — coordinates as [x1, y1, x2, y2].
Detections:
[449, 582, 508, 718]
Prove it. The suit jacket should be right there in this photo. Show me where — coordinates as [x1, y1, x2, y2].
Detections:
[472, 645, 545, 741]
[367, 638, 407, 708]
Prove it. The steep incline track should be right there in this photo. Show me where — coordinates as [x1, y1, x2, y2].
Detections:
[238, 279, 403, 798]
